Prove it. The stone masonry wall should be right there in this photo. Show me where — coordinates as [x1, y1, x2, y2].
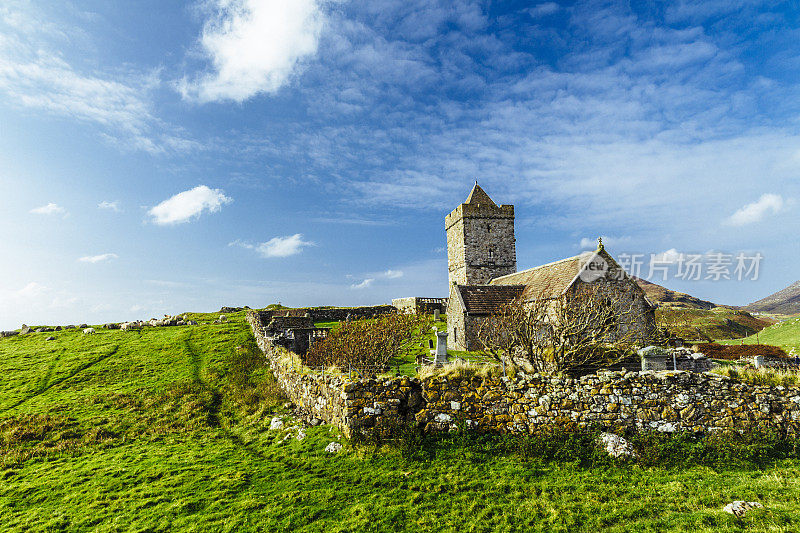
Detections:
[446, 202, 516, 286]
[247, 311, 800, 437]
[256, 305, 395, 325]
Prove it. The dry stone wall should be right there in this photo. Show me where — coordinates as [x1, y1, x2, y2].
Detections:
[247, 311, 800, 437]
[256, 305, 394, 324]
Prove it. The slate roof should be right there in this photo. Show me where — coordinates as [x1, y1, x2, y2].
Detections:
[490, 251, 606, 299]
[457, 285, 525, 315]
[465, 182, 497, 207]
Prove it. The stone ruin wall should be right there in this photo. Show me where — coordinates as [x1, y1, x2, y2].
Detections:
[247, 311, 800, 438]
[256, 305, 395, 324]
[392, 297, 447, 315]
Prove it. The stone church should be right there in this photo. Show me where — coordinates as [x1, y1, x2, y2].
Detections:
[446, 183, 655, 351]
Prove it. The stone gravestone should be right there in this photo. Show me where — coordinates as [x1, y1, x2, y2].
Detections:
[433, 330, 448, 366]
[433, 309, 440, 321]
[754, 355, 765, 369]
[639, 346, 669, 371]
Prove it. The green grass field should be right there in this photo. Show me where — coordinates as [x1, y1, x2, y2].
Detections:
[720, 316, 800, 355]
[3, 311, 800, 531]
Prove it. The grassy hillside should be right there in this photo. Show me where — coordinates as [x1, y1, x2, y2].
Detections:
[657, 307, 773, 341]
[720, 316, 800, 354]
[634, 277, 717, 309]
[3, 311, 800, 531]
[745, 281, 800, 316]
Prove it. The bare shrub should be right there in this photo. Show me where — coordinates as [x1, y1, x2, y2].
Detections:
[304, 313, 431, 373]
[476, 281, 651, 375]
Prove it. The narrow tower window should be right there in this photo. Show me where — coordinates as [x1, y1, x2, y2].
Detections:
[488, 249, 494, 261]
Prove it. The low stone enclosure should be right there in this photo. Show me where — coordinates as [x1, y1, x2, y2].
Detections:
[247, 310, 800, 438]
[392, 297, 448, 315]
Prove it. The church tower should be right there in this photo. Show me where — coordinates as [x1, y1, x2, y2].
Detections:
[445, 183, 516, 285]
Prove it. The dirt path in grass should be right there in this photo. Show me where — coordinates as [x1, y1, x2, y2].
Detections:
[184, 332, 223, 427]
[1, 345, 120, 414]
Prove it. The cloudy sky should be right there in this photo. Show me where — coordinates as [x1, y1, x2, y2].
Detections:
[1, 0, 799, 329]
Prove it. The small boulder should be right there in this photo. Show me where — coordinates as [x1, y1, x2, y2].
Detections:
[723, 501, 763, 517]
[599, 432, 636, 458]
[186, 320, 198, 326]
[219, 314, 227, 322]
[296, 428, 307, 441]
[269, 417, 284, 431]
[325, 442, 343, 454]
[46, 336, 55, 341]
[35, 328, 44, 333]
[20, 324, 30, 334]
[78, 324, 88, 329]
[54, 326, 62, 331]
[308, 418, 322, 426]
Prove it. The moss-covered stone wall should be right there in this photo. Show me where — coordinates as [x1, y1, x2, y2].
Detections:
[248, 310, 800, 437]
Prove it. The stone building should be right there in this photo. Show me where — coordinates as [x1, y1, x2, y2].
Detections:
[445, 183, 516, 285]
[446, 184, 656, 351]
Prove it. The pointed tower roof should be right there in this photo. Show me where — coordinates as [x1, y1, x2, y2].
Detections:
[465, 182, 497, 207]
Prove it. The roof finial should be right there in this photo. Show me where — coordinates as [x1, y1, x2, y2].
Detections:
[597, 236, 604, 251]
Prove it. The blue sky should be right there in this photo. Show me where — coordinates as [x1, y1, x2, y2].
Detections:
[1, 0, 799, 329]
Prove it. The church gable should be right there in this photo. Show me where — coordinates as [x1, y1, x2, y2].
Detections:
[489, 247, 631, 300]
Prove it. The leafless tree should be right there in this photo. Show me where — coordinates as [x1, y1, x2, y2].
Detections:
[476, 280, 653, 374]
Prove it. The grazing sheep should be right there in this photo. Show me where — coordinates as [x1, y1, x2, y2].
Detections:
[83, 328, 96, 335]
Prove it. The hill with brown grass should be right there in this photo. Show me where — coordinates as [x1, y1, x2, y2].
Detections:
[745, 281, 800, 316]
[633, 277, 717, 310]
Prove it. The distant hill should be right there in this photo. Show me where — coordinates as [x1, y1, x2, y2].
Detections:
[657, 307, 774, 341]
[745, 281, 800, 316]
[633, 277, 717, 310]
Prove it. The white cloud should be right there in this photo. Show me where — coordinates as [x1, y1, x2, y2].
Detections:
[256, 234, 313, 258]
[230, 234, 314, 258]
[652, 248, 682, 263]
[528, 3, 560, 17]
[726, 193, 785, 226]
[351, 278, 374, 289]
[148, 185, 232, 225]
[180, 0, 325, 103]
[78, 253, 118, 264]
[98, 201, 120, 212]
[30, 202, 66, 216]
[384, 269, 403, 279]
[0, 6, 197, 154]
[16, 282, 47, 298]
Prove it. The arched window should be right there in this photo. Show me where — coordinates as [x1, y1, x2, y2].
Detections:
[488, 249, 495, 261]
